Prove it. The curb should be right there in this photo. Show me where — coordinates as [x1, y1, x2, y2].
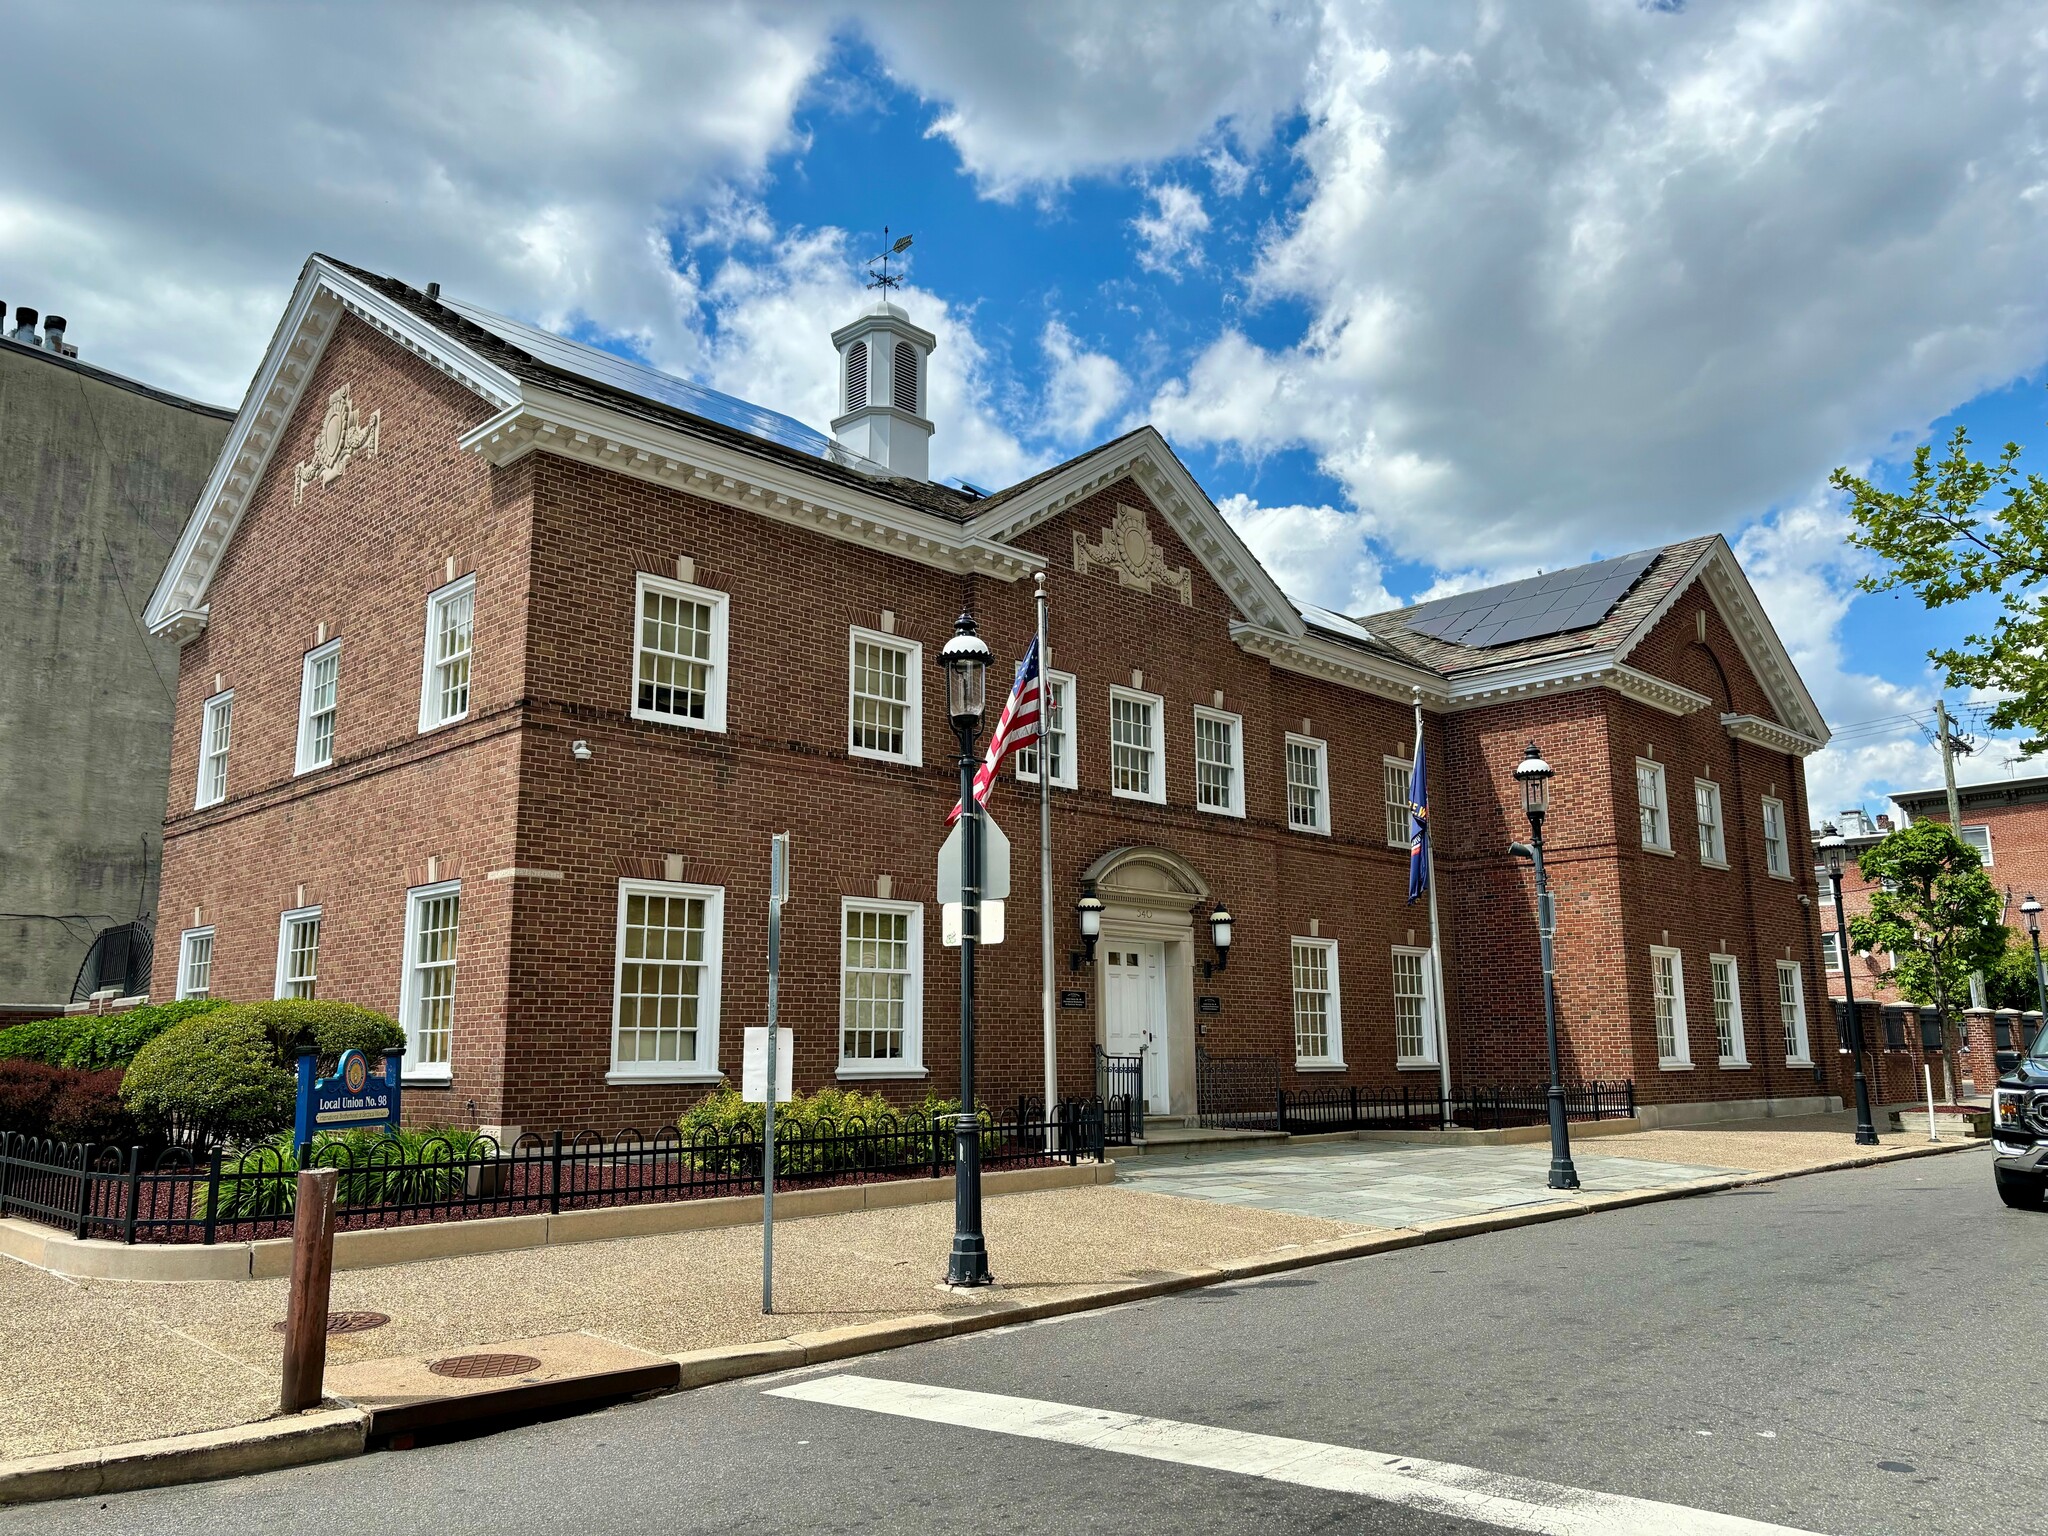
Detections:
[0, 1135, 1983, 1508]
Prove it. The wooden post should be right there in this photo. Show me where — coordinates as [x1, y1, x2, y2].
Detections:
[280, 1166, 340, 1414]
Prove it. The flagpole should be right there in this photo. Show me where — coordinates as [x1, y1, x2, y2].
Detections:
[1036, 572, 1056, 1140]
[1415, 687, 1453, 1127]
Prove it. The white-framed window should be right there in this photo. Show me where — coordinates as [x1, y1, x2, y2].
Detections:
[1761, 796, 1790, 878]
[632, 574, 729, 732]
[1383, 756, 1413, 848]
[1815, 866, 1835, 904]
[1710, 953, 1746, 1066]
[1778, 960, 1811, 1064]
[1393, 946, 1437, 1066]
[1290, 938, 1344, 1068]
[1651, 945, 1690, 1066]
[195, 690, 233, 808]
[1109, 685, 1165, 803]
[294, 640, 341, 774]
[274, 907, 321, 1000]
[176, 927, 214, 1001]
[610, 878, 724, 1081]
[1636, 759, 1670, 852]
[1695, 779, 1726, 866]
[838, 898, 924, 1077]
[1960, 824, 1993, 865]
[400, 881, 461, 1080]
[1287, 734, 1330, 835]
[1015, 670, 1076, 789]
[848, 628, 922, 765]
[1193, 706, 1244, 817]
[418, 574, 475, 732]
[1821, 931, 1843, 972]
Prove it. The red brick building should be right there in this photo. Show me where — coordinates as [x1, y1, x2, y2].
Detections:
[141, 255, 1842, 1136]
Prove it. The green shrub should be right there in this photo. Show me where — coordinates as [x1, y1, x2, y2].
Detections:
[0, 1016, 76, 1067]
[223, 999, 404, 1072]
[60, 1000, 226, 1070]
[120, 1011, 295, 1144]
[200, 1126, 487, 1220]
[675, 1083, 992, 1176]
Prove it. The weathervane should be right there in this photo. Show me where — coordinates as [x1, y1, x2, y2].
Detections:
[866, 227, 913, 292]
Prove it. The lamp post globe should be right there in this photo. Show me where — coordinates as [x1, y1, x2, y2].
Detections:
[1817, 822, 1879, 1147]
[1510, 743, 1578, 1191]
[941, 612, 996, 1287]
[1209, 901, 1233, 971]
[2023, 893, 2047, 1021]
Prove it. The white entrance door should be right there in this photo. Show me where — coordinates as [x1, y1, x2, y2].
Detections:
[1103, 940, 1169, 1114]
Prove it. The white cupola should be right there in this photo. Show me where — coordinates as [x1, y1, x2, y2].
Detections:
[831, 298, 936, 480]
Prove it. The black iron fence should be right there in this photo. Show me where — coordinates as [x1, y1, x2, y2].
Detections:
[0, 1099, 1107, 1246]
[1093, 1047, 1145, 1144]
[1276, 1080, 1636, 1134]
[1195, 1047, 1281, 1130]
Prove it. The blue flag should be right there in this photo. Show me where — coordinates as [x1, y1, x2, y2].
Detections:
[1407, 736, 1430, 904]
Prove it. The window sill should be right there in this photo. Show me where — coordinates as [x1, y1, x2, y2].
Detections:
[1288, 824, 1332, 837]
[1642, 843, 1676, 858]
[630, 707, 727, 734]
[1197, 803, 1246, 819]
[1295, 1060, 1348, 1072]
[292, 761, 332, 779]
[1017, 774, 1077, 792]
[417, 711, 470, 737]
[1717, 1058, 1751, 1070]
[1698, 858, 1728, 871]
[836, 1065, 930, 1081]
[1657, 1058, 1695, 1071]
[403, 1073, 453, 1088]
[1396, 1059, 1441, 1072]
[1766, 870, 1793, 882]
[1111, 787, 1166, 806]
[605, 1070, 723, 1086]
[1786, 1057, 1815, 1069]
[849, 745, 921, 768]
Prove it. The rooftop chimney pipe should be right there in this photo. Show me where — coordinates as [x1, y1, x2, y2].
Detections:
[42, 316, 65, 354]
[10, 305, 37, 345]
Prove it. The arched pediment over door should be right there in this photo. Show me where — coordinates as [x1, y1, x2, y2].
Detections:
[1082, 845, 1210, 917]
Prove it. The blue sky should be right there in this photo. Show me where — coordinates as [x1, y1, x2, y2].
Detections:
[5, 1, 2046, 818]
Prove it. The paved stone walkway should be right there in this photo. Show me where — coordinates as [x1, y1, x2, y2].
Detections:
[1118, 1141, 1734, 1226]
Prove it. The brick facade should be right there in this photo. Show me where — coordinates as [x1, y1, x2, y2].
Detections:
[147, 266, 1843, 1134]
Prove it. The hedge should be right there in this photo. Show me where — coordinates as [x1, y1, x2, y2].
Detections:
[120, 999, 405, 1146]
[200, 1127, 488, 1221]
[0, 999, 226, 1071]
[676, 1084, 995, 1176]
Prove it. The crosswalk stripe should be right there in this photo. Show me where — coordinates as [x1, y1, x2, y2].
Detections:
[767, 1374, 1824, 1536]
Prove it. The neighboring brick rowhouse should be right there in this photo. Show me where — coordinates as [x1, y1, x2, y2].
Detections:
[146, 260, 1840, 1133]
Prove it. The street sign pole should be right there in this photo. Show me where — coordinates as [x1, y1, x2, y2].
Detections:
[763, 832, 789, 1315]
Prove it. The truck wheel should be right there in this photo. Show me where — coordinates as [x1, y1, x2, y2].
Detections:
[1995, 1168, 2045, 1210]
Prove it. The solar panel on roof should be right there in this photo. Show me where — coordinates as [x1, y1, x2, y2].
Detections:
[441, 297, 888, 473]
[1400, 549, 1660, 649]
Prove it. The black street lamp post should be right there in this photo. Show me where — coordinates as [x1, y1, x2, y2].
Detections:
[1509, 745, 1579, 1192]
[940, 612, 994, 1288]
[1817, 823, 1880, 1147]
[2023, 895, 2046, 1021]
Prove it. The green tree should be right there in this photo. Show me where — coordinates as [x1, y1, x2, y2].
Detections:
[1831, 424, 2048, 750]
[1848, 821, 2007, 1096]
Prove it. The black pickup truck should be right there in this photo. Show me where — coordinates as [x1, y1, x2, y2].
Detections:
[1992, 1023, 2048, 1209]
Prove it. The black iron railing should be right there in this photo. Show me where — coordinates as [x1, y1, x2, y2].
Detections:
[1093, 1047, 1145, 1144]
[1276, 1081, 1636, 1134]
[0, 1099, 1108, 1246]
[1195, 1046, 1282, 1130]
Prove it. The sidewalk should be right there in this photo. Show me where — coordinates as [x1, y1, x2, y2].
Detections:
[0, 1112, 1984, 1471]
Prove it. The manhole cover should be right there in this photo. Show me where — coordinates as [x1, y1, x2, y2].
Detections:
[271, 1310, 391, 1336]
[427, 1352, 543, 1380]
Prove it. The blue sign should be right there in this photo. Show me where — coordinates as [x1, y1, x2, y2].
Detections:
[293, 1046, 405, 1149]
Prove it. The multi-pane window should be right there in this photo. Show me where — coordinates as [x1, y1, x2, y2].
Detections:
[1815, 865, 1835, 904]
[633, 575, 728, 730]
[1761, 796, 1789, 877]
[1637, 760, 1670, 852]
[1291, 938, 1343, 1066]
[839, 901, 922, 1073]
[196, 691, 233, 808]
[611, 880, 723, 1077]
[420, 576, 475, 731]
[1695, 780, 1725, 865]
[1015, 672, 1075, 789]
[1393, 947, 1433, 1064]
[849, 630, 921, 764]
[1110, 687, 1164, 803]
[295, 641, 340, 773]
[401, 883, 461, 1077]
[1821, 931, 1843, 972]
[177, 928, 214, 1001]
[1383, 758, 1413, 848]
[1193, 707, 1243, 816]
[1287, 734, 1330, 834]
[276, 909, 320, 1000]
[1960, 824, 1993, 864]
[1710, 954, 1745, 1065]
[1778, 960, 1810, 1063]
[1651, 946, 1689, 1065]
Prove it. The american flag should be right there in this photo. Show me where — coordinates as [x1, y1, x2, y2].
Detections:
[947, 638, 1043, 824]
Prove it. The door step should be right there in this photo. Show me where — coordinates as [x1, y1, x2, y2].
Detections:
[1125, 1125, 1290, 1158]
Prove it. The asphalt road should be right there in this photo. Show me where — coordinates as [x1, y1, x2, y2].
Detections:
[14, 1148, 2031, 1536]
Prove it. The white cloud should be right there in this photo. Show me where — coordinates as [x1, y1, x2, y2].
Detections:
[1039, 320, 1130, 442]
[1214, 493, 1397, 615]
[1132, 184, 1213, 276]
[855, 0, 1317, 196]
[1205, 145, 1252, 198]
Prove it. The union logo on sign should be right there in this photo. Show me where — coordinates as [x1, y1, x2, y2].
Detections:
[342, 1051, 369, 1095]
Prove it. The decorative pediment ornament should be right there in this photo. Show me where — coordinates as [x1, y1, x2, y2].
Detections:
[293, 383, 381, 505]
[1073, 503, 1193, 606]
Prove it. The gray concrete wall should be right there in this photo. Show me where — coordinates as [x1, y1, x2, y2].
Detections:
[0, 339, 231, 1004]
